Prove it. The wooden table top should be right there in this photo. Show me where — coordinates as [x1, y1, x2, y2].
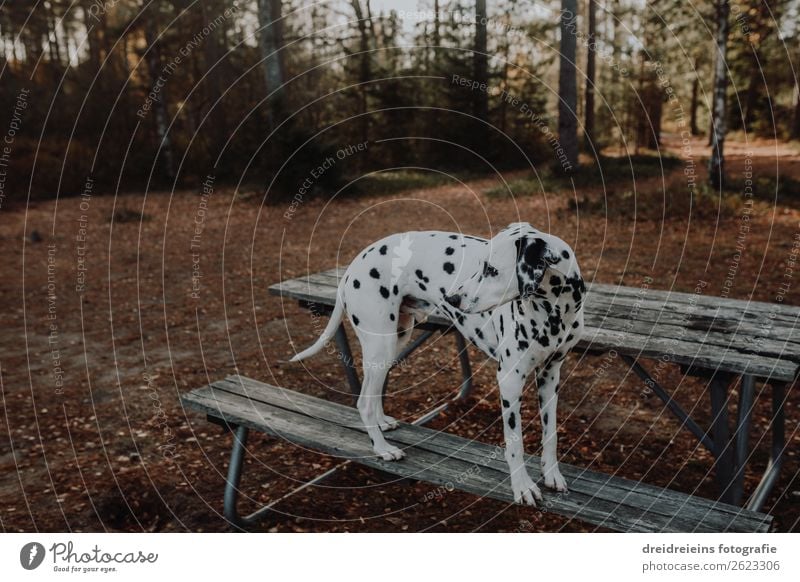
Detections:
[270, 269, 800, 382]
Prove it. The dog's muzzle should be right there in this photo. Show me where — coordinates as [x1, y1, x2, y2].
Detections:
[444, 294, 462, 309]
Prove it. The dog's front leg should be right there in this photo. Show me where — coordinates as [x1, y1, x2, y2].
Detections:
[537, 360, 567, 491]
[498, 368, 542, 506]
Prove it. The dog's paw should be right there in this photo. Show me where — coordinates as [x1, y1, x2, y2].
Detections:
[374, 442, 405, 461]
[543, 465, 568, 492]
[510, 471, 542, 506]
[377, 414, 399, 431]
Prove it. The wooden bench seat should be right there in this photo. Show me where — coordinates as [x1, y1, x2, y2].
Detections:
[182, 375, 773, 533]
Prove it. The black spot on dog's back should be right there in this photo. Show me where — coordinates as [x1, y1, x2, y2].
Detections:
[352, 315, 360, 326]
[380, 286, 390, 298]
[393, 285, 399, 295]
[370, 268, 380, 279]
[353, 279, 361, 289]
[445, 247, 455, 255]
[443, 262, 455, 274]
[379, 245, 388, 255]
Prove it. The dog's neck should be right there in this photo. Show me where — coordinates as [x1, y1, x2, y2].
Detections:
[530, 271, 586, 315]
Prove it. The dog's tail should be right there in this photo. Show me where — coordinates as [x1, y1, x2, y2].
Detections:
[289, 277, 347, 362]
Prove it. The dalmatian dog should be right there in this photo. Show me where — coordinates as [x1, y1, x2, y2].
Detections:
[290, 222, 585, 505]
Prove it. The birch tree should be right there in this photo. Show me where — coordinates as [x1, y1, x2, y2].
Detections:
[708, 0, 730, 189]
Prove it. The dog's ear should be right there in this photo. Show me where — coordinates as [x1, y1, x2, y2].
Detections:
[515, 236, 548, 299]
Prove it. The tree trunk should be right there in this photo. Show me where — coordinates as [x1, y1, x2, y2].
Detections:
[432, 0, 441, 72]
[257, 0, 286, 130]
[584, 0, 596, 150]
[474, 0, 489, 151]
[349, 0, 371, 146]
[708, 0, 730, 189]
[793, 83, 800, 140]
[743, 68, 759, 131]
[558, 0, 579, 170]
[201, 0, 229, 155]
[83, 0, 102, 72]
[47, 7, 62, 65]
[690, 58, 700, 135]
[433, 0, 441, 47]
[143, 13, 176, 182]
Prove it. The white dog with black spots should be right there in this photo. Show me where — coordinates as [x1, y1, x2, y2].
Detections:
[291, 222, 585, 505]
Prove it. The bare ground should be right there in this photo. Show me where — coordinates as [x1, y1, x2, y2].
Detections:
[1, 136, 799, 532]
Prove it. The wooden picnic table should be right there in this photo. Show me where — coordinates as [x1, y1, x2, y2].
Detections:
[270, 268, 799, 511]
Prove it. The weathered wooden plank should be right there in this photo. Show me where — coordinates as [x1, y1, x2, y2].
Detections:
[277, 271, 800, 325]
[268, 273, 799, 381]
[216, 376, 771, 530]
[183, 387, 670, 532]
[576, 327, 795, 381]
[585, 302, 800, 354]
[187, 376, 771, 532]
[588, 281, 800, 317]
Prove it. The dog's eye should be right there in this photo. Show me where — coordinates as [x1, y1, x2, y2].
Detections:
[482, 262, 498, 277]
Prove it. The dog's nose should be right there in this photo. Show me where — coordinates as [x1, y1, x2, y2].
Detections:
[445, 294, 462, 309]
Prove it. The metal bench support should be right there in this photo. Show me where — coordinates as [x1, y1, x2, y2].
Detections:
[621, 354, 788, 509]
[747, 381, 788, 511]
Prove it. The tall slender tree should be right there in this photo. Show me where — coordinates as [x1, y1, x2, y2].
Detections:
[558, 0, 579, 170]
[584, 0, 597, 149]
[708, 0, 730, 189]
[349, 0, 372, 145]
[690, 56, 701, 135]
[143, 5, 175, 182]
[257, 0, 286, 130]
[474, 0, 489, 152]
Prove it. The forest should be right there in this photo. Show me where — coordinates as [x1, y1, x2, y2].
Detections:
[1, 0, 798, 203]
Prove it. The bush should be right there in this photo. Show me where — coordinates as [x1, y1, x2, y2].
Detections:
[4, 137, 94, 203]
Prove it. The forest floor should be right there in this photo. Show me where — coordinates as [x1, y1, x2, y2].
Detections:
[1, 134, 799, 532]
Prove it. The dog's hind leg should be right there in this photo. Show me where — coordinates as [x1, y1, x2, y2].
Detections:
[371, 312, 416, 432]
[354, 330, 405, 460]
[537, 360, 567, 491]
[497, 364, 542, 505]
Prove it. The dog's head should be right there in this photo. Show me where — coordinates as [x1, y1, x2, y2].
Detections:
[445, 223, 580, 313]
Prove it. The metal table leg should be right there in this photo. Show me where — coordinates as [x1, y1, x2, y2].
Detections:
[747, 381, 788, 511]
[710, 372, 736, 504]
[731, 375, 755, 505]
[454, 331, 474, 400]
[621, 355, 714, 451]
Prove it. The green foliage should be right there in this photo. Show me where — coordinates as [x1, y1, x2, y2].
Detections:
[485, 155, 683, 199]
[345, 170, 462, 197]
